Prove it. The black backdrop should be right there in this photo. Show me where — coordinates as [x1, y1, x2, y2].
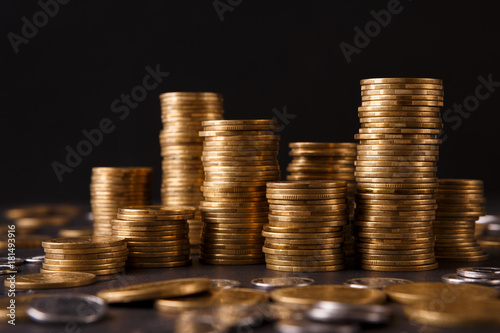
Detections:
[1, 0, 500, 205]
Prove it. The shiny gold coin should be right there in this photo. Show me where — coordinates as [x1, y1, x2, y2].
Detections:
[265, 258, 343, 266]
[119, 206, 196, 216]
[262, 247, 343, 256]
[270, 285, 386, 306]
[361, 263, 438, 271]
[43, 256, 127, 265]
[11, 272, 97, 289]
[155, 288, 268, 312]
[97, 277, 211, 303]
[383, 282, 498, 304]
[267, 181, 347, 189]
[127, 260, 192, 268]
[43, 244, 127, 254]
[40, 267, 124, 275]
[44, 249, 129, 260]
[361, 83, 443, 90]
[198, 257, 264, 265]
[362, 100, 443, 106]
[42, 236, 125, 249]
[361, 78, 442, 85]
[42, 261, 125, 271]
[266, 263, 345, 272]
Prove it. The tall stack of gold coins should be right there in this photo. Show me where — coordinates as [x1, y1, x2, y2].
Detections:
[198, 119, 280, 265]
[111, 206, 195, 268]
[159, 92, 224, 254]
[263, 181, 348, 272]
[286, 142, 357, 256]
[354, 77, 444, 271]
[434, 179, 488, 261]
[90, 167, 153, 236]
[40, 236, 128, 275]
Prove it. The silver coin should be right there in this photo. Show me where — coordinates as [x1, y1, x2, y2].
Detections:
[0, 265, 17, 275]
[275, 319, 360, 333]
[442, 273, 500, 286]
[307, 301, 392, 325]
[457, 267, 500, 279]
[24, 255, 45, 263]
[251, 277, 315, 290]
[27, 293, 108, 324]
[0, 257, 24, 266]
[344, 277, 412, 289]
[211, 279, 241, 289]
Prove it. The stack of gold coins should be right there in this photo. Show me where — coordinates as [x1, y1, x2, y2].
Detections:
[40, 236, 128, 275]
[111, 206, 195, 268]
[354, 77, 444, 272]
[91, 167, 153, 236]
[198, 119, 280, 265]
[287, 142, 357, 256]
[263, 181, 348, 272]
[434, 179, 488, 261]
[159, 92, 224, 254]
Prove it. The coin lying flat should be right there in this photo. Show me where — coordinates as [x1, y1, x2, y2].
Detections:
[270, 285, 386, 307]
[155, 288, 269, 312]
[97, 277, 212, 303]
[404, 299, 500, 328]
[441, 273, 500, 286]
[456, 267, 500, 279]
[383, 282, 498, 304]
[307, 301, 392, 325]
[27, 294, 107, 324]
[10, 272, 97, 289]
[211, 279, 241, 289]
[344, 277, 413, 289]
[251, 277, 315, 290]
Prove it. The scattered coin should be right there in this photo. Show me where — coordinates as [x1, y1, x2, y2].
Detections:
[24, 255, 45, 263]
[11, 272, 97, 289]
[27, 293, 108, 324]
[211, 279, 241, 289]
[307, 301, 392, 325]
[457, 267, 500, 279]
[344, 277, 413, 289]
[251, 277, 315, 290]
[441, 273, 500, 286]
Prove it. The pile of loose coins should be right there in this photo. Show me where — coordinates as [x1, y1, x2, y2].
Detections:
[91, 167, 152, 236]
[263, 181, 349, 272]
[442, 266, 500, 286]
[198, 119, 281, 265]
[111, 206, 195, 268]
[287, 142, 357, 256]
[354, 77, 444, 271]
[40, 236, 128, 275]
[159, 92, 224, 253]
[434, 179, 488, 261]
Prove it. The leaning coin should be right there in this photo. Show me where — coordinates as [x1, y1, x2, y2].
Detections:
[456, 267, 500, 279]
[251, 277, 315, 290]
[441, 273, 500, 286]
[27, 294, 107, 324]
[307, 301, 392, 325]
[24, 255, 46, 263]
[8, 272, 97, 289]
[344, 277, 413, 289]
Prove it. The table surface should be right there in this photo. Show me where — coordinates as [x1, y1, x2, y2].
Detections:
[1, 206, 500, 333]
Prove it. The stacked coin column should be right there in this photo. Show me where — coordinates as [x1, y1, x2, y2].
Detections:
[41, 236, 128, 276]
[198, 119, 280, 265]
[111, 206, 195, 268]
[354, 78, 444, 272]
[434, 179, 488, 261]
[159, 92, 224, 254]
[91, 167, 153, 236]
[286, 142, 357, 256]
[263, 181, 348, 272]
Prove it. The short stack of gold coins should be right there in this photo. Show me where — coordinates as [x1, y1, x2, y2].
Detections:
[286, 142, 357, 256]
[91, 167, 153, 236]
[40, 236, 128, 275]
[159, 92, 224, 254]
[263, 181, 349, 272]
[111, 206, 195, 268]
[354, 77, 444, 272]
[434, 179, 488, 261]
[198, 119, 280, 265]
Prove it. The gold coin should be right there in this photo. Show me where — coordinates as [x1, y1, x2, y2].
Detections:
[270, 285, 385, 306]
[357, 242, 434, 250]
[383, 282, 498, 304]
[265, 242, 342, 250]
[119, 206, 196, 215]
[360, 78, 443, 85]
[262, 247, 343, 256]
[362, 100, 443, 106]
[155, 288, 268, 312]
[361, 83, 443, 90]
[43, 256, 127, 265]
[361, 263, 438, 271]
[43, 244, 127, 254]
[357, 247, 433, 255]
[44, 249, 129, 260]
[358, 105, 440, 112]
[42, 236, 125, 249]
[266, 264, 345, 272]
[11, 272, 97, 289]
[267, 181, 347, 189]
[40, 267, 124, 276]
[263, 225, 342, 233]
[198, 257, 264, 265]
[265, 258, 343, 266]
[97, 277, 211, 303]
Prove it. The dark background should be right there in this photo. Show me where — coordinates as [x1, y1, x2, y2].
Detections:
[1, 1, 500, 209]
